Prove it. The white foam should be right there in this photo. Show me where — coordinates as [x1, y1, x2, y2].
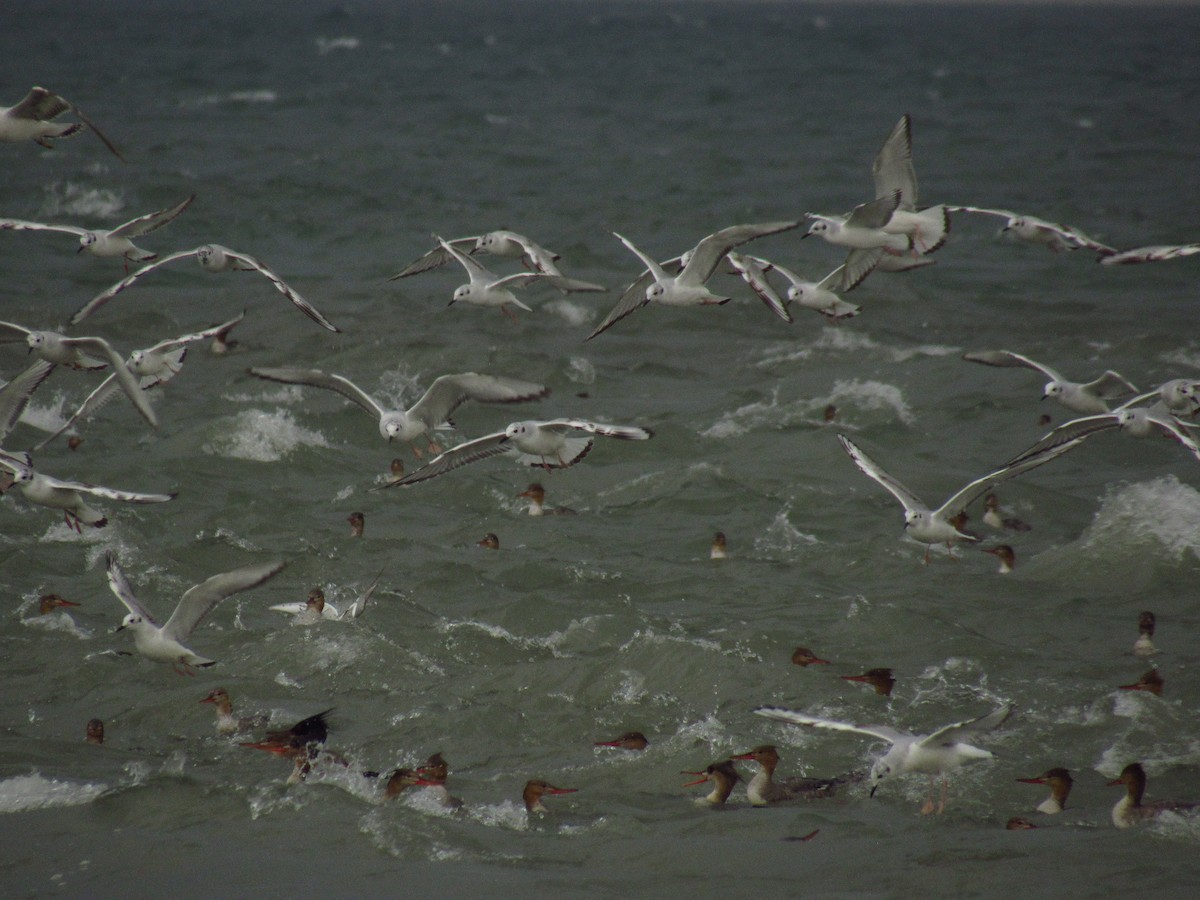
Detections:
[316, 37, 360, 54]
[38, 182, 123, 219]
[202, 409, 331, 462]
[1080, 476, 1200, 561]
[542, 299, 593, 327]
[0, 773, 107, 813]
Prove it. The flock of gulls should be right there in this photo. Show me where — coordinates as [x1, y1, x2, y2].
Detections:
[3, 86, 1198, 828]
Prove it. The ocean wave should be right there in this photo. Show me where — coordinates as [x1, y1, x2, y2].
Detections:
[202, 409, 331, 462]
[0, 773, 107, 814]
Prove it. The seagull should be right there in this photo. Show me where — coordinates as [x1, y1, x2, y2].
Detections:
[0, 450, 175, 531]
[391, 230, 604, 292]
[1004, 392, 1200, 467]
[268, 571, 382, 623]
[0, 358, 56, 444]
[962, 349, 1139, 415]
[0, 321, 159, 428]
[744, 257, 862, 322]
[946, 206, 1114, 254]
[33, 313, 245, 451]
[0, 195, 194, 269]
[246, 367, 549, 456]
[837, 434, 1075, 563]
[70, 244, 340, 333]
[753, 704, 1013, 814]
[0, 86, 124, 159]
[1099, 242, 1200, 265]
[803, 192, 909, 291]
[722, 252, 793, 323]
[435, 236, 590, 319]
[871, 114, 950, 255]
[587, 221, 800, 340]
[105, 552, 285, 675]
[384, 419, 653, 487]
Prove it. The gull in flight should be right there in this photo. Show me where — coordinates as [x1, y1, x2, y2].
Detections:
[0, 359, 56, 444]
[0, 195, 194, 269]
[741, 256, 862, 322]
[384, 419, 653, 487]
[33, 313, 245, 451]
[962, 349, 1139, 415]
[105, 551, 285, 674]
[837, 434, 1075, 563]
[1099, 242, 1200, 266]
[871, 114, 950, 255]
[587, 221, 800, 340]
[0, 321, 158, 428]
[753, 704, 1014, 814]
[947, 206, 1114, 254]
[0, 450, 175, 531]
[247, 367, 549, 457]
[0, 86, 124, 159]
[392, 230, 604, 292]
[71, 244, 340, 333]
[803, 192, 910, 291]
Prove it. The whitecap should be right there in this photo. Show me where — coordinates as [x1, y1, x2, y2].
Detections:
[316, 36, 360, 54]
[542, 299, 593, 327]
[202, 409, 331, 462]
[0, 773, 107, 813]
[564, 355, 596, 385]
[1080, 476, 1200, 562]
[38, 182, 123, 219]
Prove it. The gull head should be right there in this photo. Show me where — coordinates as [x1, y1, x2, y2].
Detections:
[505, 421, 533, 440]
[117, 612, 145, 632]
[786, 284, 808, 303]
[1042, 382, 1063, 401]
[449, 284, 472, 306]
[25, 332, 47, 352]
[645, 282, 665, 302]
[129, 349, 148, 370]
[804, 220, 833, 239]
[78, 232, 98, 251]
[903, 509, 926, 529]
[868, 759, 894, 796]
[196, 245, 219, 269]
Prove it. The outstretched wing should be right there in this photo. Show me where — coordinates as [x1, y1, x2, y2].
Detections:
[837, 434, 925, 518]
[61, 336, 158, 428]
[680, 221, 801, 286]
[726, 252, 793, 323]
[220, 249, 340, 333]
[537, 419, 654, 440]
[111, 194, 195, 239]
[753, 707, 904, 744]
[409, 373, 549, 428]
[10, 87, 71, 121]
[962, 350, 1062, 384]
[37, 474, 175, 504]
[105, 552, 159, 625]
[388, 237, 477, 280]
[344, 569, 383, 620]
[163, 559, 287, 641]
[0, 218, 86, 237]
[919, 705, 1013, 749]
[872, 114, 918, 208]
[247, 367, 386, 420]
[71, 249, 200, 325]
[0, 358, 55, 443]
[382, 431, 512, 487]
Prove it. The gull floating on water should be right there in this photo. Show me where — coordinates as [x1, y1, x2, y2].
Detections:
[587, 221, 801, 340]
[871, 114, 950, 255]
[384, 419, 653, 486]
[962, 349, 1139, 415]
[837, 434, 1074, 563]
[71, 244, 340, 332]
[392, 230, 604, 292]
[0, 450, 175, 531]
[753, 703, 1013, 814]
[0, 195, 193, 268]
[247, 366, 548, 456]
[106, 551, 285, 674]
[34, 313, 245, 451]
[946, 205, 1114, 254]
[0, 86, 124, 159]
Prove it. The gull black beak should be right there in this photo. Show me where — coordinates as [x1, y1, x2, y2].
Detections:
[76, 245, 87, 254]
[869, 784, 878, 798]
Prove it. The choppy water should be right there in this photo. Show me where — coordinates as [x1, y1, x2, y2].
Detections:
[3, 1, 1200, 897]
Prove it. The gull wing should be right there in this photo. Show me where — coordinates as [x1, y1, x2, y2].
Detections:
[492, 272, 554, 290]
[388, 237, 477, 280]
[1099, 243, 1200, 266]
[0, 320, 33, 342]
[36, 473, 176, 504]
[438, 235, 497, 284]
[845, 193, 900, 230]
[105, 552, 159, 625]
[726, 252, 793, 323]
[219, 248, 340, 333]
[344, 569, 383, 620]
[679, 221, 801, 286]
[838, 434, 926, 518]
[753, 707, 905, 744]
[585, 250, 681, 341]
[839, 247, 883, 292]
[1026, 219, 1113, 253]
[537, 419, 653, 440]
[961, 350, 1063, 384]
[247, 367, 386, 420]
[936, 440, 1078, 519]
[11, 87, 71, 121]
[31, 372, 122, 452]
[1004, 414, 1120, 466]
[67, 102, 125, 162]
[163, 560, 286, 642]
[71, 249, 201, 325]
[383, 431, 512, 487]
[408, 373, 549, 429]
[872, 113, 918, 208]
[0, 359, 54, 443]
[0, 218, 87, 237]
[143, 312, 247, 355]
[946, 205, 1017, 220]
[1082, 370, 1139, 400]
[918, 705, 1013, 749]
[61, 336, 158, 428]
[110, 194, 195, 239]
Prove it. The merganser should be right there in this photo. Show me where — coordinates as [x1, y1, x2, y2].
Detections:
[1108, 762, 1198, 828]
[710, 532, 728, 559]
[1118, 668, 1163, 696]
[1133, 611, 1157, 658]
[106, 552, 286, 675]
[269, 573, 381, 623]
[594, 731, 649, 751]
[415, 753, 464, 809]
[200, 687, 268, 735]
[388, 458, 405, 484]
[823, 404, 838, 423]
[731, 745, 856, 805]
[792, 646, 832, 667]
[518, 482, 576, 516]
[841, 668, 895, 697]
[85, 718, 104, 745]
[982, 493, 1031, 532]
[1006, 816, 1038, 830]
[67, 436, 83, 451]
[755, 703, 1013, 814]
[1016, 767, 1073, 814]
[241, 709, 333, 784]
[982, 545, 1016, 574]
[477, 532, 500, 550]
[523, 779, 578, 814]
[683, 760, 741, 807]
[347, 511, 365, 537]
[38, 593, 80, 615]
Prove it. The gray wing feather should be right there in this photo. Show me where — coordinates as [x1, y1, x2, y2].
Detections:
[247, 367, 386, 420]
[163, 560, 286, 641]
